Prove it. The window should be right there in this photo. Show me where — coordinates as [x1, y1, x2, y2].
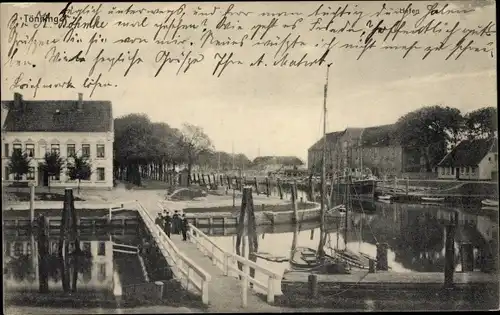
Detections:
[441, 167, 445, 175]
[451, 168, 454, 175]
[13, 143, 22, 156]
[97, 167, 105, 181]
[3, 143, 9, 157]
[51, 144, 60, 155]
[446, 168, 450, 175]
[471, 167, 477, 174]
[26, 144, 35, 157]
[27, 167, 35, 180]
[98, 263, 107, 282]
[461, 167, 465, 174]
[98, 242, 106, 256]
[82, 144, 90, 157]
[96, 144, 105, 158]
[466, 167, 470, 174]
[67, 144, 76, 157]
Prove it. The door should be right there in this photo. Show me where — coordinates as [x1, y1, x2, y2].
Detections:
[456, 168, 460, 180]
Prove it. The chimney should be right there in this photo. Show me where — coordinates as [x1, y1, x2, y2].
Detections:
[77, 93, 83, 111]
[14, 93, 23, 111]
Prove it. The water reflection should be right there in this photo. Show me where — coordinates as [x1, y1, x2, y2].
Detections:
[210, 201, 498, 281]
[3, 229, 147, 297]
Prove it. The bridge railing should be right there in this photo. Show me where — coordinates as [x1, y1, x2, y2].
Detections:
[118, 200, 211, 305]
[187, 222, 282, 304]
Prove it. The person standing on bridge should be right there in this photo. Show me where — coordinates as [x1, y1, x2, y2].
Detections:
[181, 214, 189, 241]
[163, 212, 172, 237]
[172, 211, 181, 234]
[155, 213, 163, 227]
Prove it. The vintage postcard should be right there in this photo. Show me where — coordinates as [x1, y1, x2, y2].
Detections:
[1, 1, 498, 313]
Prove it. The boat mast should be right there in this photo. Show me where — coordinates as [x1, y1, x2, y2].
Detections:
[218, 151, 221, 173]
[320, 64, 332, 245]
[232, 141, 235, 171]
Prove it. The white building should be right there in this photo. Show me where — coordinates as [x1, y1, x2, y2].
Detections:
[436, 138, 498, 180]
[1, 92, 114, 189]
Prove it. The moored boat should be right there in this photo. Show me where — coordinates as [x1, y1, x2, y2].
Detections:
[481, 206, 498, 211]
[289, 247, 351, 274]
[421, 196, 445, 202]
[378, 195, 392, 200]
[482, 199, 499, 207]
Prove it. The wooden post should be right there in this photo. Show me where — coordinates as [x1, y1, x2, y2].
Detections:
[369, 259, 376, 273]
[202, 174, 206, 185]
[291, 181, 298, 224]
[277, 178, 283, 199]
[220, 174, 223, 186]
[233, 189, 236, 208]
[207, 174, 212, 186]
[265, 177, 270, 197]
[309, 175, 315, 202]
[460, 242, 474, 272]
[444, 211, 458, 288]
[29, 182, 35, 225]
[37, 214, 49, 293]
[213, 174, 217, 185]
[227, 175, 231, 189]
[254, 177, 259, 195]
[308, 274, 318, 298]
[376, 242, 388, 271]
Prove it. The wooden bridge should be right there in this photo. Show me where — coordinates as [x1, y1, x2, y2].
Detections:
[120, 200, 282, 311]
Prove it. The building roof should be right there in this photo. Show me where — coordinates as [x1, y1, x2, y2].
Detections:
[361, 124, 398, 147]
[2, 99, 113, 132]
[252, 156, 304, 166]
[308, 130, 346, 151]
[308, 124, 399, 152]
[437, 138, 497, 167]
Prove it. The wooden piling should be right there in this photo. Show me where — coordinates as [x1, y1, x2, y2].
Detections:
[220, 174, 223, 186]
[202, 174, 206, 185]
[369, 259, 376, 273]
[254, 177, 259, 195]
[376, 242, 389, 271]
[265, 177, 270, 197]
[213, 174, 217, 185]
[460, 242, 474, 272]
[29, 182, 35, 225]
[207, 174, 212, 186]
[277, 178, 283, 199]
[444, 211, 458, 288]
[227, 175, 231, 189]
[37, 214, 49, 293]
[308, 274, 318, 298]
[291, 181, 298, 224]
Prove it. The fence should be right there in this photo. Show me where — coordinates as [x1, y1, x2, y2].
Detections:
[118, 200, 212, 305]
[187, 223, 282, 305]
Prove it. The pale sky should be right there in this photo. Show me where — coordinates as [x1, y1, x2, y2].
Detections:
[1, 1, 496, 162]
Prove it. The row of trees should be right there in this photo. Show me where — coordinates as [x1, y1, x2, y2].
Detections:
[8, 150, 92, 193]
[113, 114, 305, 186]
[113, 114, 214, 186]
[395, 106, 497, 171]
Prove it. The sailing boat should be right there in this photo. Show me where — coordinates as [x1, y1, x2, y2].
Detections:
[288, 64, 351, 274]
